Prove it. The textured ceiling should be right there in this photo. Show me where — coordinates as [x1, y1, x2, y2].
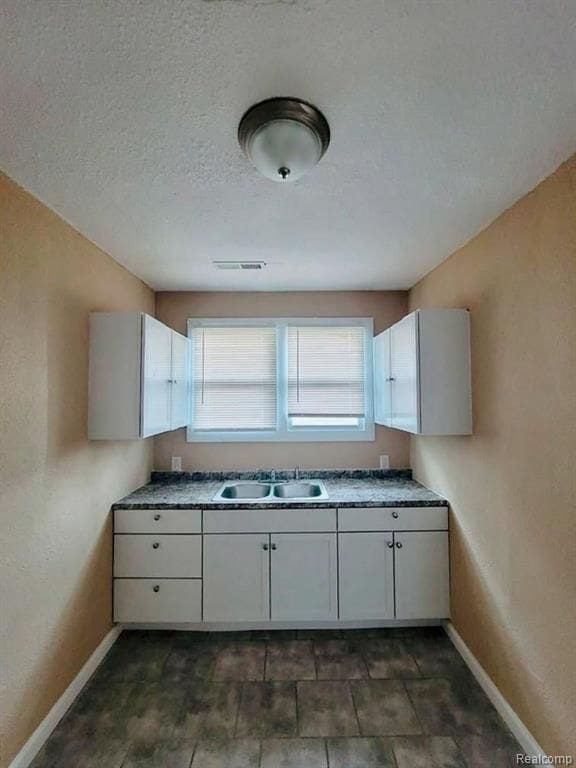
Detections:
[1, 1, 575, 291]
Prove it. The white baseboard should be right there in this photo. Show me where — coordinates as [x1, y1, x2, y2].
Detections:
[8, 626, 121, 768]
[444, 621, 546, 758]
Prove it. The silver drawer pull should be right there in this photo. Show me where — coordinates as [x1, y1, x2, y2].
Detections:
[391, 511, 399, 519]
[262, 543, 269, 551]
[153, 585, 160, 593]
[271, 543, 277, 551]
[395, 541, 403, 549]
[386, 541, 394, 548]
[153, 513, 161, 521]
[152, 542, 160, 549]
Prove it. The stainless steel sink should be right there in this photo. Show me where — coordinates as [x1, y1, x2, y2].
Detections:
[216, 482, 272, 500]
[212, 480, 329, 502]
[273, 482, 328, 499]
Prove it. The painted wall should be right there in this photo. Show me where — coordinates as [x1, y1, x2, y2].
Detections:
[0, 173, 154, 767]
[154, 291, 410, 471]
[409, 155, 576, 756]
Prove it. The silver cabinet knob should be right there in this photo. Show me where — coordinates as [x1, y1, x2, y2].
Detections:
[391, 511, 399, 519]
[152, 542, 160, 549]
[153, 513, 161, 521]
[395, 541, 403, 549]
[262, 543, 269, 551]
[271, 543, 277, 551]
[386, 541, 394, 548]
[153, 585, 160, 592]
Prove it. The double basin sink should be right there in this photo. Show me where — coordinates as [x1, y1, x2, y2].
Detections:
[213, 480, 329, 502]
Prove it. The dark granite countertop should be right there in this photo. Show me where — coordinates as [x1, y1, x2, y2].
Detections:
[112, 470, 447, 510]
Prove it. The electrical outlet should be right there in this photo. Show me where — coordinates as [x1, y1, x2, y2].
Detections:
[379, 455, 390, 470]
[171, 456, 182, 472]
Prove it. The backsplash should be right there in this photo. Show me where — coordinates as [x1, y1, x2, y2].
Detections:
[150, 468, 413, 483]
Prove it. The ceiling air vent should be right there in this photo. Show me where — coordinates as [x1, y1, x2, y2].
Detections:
[213, 261, 266, 271]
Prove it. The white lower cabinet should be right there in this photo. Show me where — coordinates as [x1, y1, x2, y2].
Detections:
[113, 505, 450, 625]
[203, 534, 270, 622]
[339, 532, 395, 620]
[338, 529, 450, 621]
[270, 533, 337, 621]
[114, 579, 201, 623]
[394, 531, 450, 619]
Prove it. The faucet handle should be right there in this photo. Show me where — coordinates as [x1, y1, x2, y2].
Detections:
[294, 465, 300, 481]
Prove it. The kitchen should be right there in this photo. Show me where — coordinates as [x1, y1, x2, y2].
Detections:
[1, 3, 575, 768]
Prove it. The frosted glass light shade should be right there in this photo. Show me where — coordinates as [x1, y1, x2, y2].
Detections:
[238, 98, 330, 183]
[247, 119, 323, 182]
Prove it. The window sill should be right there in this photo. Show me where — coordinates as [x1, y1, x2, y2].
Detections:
[186, 425, 375, 443]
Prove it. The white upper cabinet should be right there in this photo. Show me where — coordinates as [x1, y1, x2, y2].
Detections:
[141, 315, 173, 437]
[373, 308, 471, 435]
[88, 312, 190, 440]
[169, 329, 191, 430]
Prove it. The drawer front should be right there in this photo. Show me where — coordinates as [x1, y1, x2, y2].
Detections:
[203, 507, 337, 533]
[114, 579, 202, 623]
[338, 506, 448, 532]
[114, 535, 202, 577]
[114, 508, 201, 534]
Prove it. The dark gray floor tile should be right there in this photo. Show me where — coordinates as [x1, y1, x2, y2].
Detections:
[163, 644, 216, 682]
[213, 641, 266, 680]
[358, 639, 421, 679]
[351, 680, 421, 736]
[251, 629, 297, 641]
[236, 681, 297, 737]
[393, 736, 467, 768]
[404, 677, 506, 737]
[97, 635, 173, 683]
[122, 739, 195, 768]
[173, 681, 241, 740]
[266, 640, 315, 680]
[261, 738, 327, 768]
[403, 635, 469, 678]
[124, 681, 186, 743]
[313, 638, 349, 656]
[31, 729, 128, 768]
[457, 733, 525, 767]
[297, 681, 359, 737]
[191, 739, 260, 768]
[327, 737, 395, 767]
[297, 628, 342, 640]
[316, 651, 368, 680]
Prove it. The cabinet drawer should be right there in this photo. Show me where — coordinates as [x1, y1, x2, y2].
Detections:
[114, 508, 201, 534]
[203, 507, 337, 533]
[114, 535, 201, 577]
[338, 506, 447, 532]
[114, 579, 201, 623]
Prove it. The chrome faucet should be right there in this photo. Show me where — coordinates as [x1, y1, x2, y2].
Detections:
[294, 466, 300, 481]
[257, 468, 276, 482]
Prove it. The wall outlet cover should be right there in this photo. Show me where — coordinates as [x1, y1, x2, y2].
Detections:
[171, 456, 182, 472]
[379, 455, 390, 469]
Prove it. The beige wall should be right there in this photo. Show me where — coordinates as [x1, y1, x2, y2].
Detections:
[409, 155, 576, 756]
[0, 174, 154, 767]
[154, 291, 410, 471]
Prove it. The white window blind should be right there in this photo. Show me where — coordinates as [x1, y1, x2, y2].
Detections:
[191, 325, 277, 431]
[287, 325, 366, 421]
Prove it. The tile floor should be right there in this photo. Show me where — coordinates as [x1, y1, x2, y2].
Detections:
[31, 628, 524, 767]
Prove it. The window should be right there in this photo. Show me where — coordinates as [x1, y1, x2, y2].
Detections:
[187, 318, 374, 442]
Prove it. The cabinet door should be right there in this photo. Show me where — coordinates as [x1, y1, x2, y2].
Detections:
[203, 534, 270, 622]
[270, 533, 337, 621]
[141, 315, 173, 437]
[170, 331, 190, 429]
[394, 532, 450, 619]
[373, 330, 392, 426]
[390, 312, 420, 433]
[339, 532, 395, 620]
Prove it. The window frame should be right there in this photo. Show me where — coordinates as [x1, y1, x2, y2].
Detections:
[186, 317, 375, 443]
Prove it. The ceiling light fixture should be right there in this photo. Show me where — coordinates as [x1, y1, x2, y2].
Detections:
[238, 97, 330, 183]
